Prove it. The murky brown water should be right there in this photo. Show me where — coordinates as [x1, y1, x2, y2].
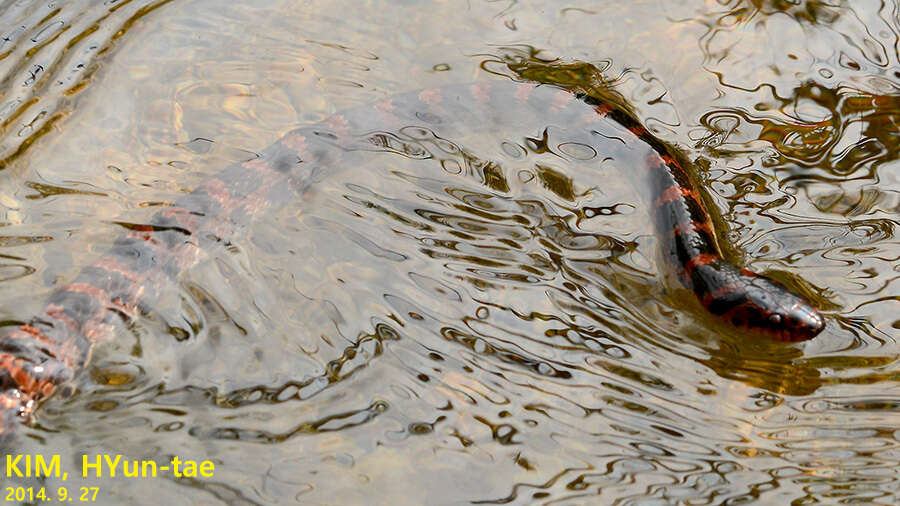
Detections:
[1, 0, 898, 504]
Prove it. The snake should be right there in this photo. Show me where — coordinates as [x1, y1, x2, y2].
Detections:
[0, 80, 825, 439]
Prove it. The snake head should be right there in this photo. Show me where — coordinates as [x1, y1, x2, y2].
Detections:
[701, 263, 825, 342]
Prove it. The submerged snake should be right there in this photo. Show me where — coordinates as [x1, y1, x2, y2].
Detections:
[0, 80, 824, 438]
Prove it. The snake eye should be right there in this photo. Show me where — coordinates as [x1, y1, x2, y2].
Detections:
[768, 314, 782, 325]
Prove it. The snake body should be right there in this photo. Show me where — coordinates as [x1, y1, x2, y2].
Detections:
[0, 80, 824, 438]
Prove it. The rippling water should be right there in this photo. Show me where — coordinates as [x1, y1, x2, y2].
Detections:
[0, 0, 898, 504]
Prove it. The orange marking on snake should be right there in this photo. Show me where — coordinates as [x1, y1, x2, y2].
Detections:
[655, 185, 699, 206]
[471, 82, 491, 105]
[280, 131, 309, 153]
[514, 83, 533, 103]
[52, 292, 117, 348]
[4, 358, 58, 399]
[419, 88, 442, 106]
[704, 283, 741, 305]
[646, 153, 682, 173]
[160, 208, 201, 231]
[324, 114, 350, 137]
[55, 337, 84, 369]
[64, 282, 112, 305]
[373, 99, 396, 119]
[593, 103, 613, 116]
[629, 125, 647, 136]
[43, 304, 84, 333]
[0, 391, 19, 410]
[0, 355, 34, 392]
[659, 154, 680, 169]
[673, 221, 713, 237]
[242, 157, 279, 179]
[92, 256, 146, 285]
[16, 324, 56, 346]
[125, 228, 163, 247]
[202, 179, 238, 213]
[552, 90, 573, 110]
[236, 178, 276, 217]
[683, 253, 718, 274]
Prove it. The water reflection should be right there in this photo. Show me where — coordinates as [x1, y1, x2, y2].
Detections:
[698, 83, 899, 182]
[0, 0, 175, 168]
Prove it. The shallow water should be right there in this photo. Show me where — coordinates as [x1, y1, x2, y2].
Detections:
[0, 0, 898, 504]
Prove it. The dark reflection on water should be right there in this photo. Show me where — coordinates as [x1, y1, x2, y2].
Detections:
[0, 0, 176, 168]
[0, 0, 898, 504]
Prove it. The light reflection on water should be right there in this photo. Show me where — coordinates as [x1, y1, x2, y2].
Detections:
[0, 0, 898, 504]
